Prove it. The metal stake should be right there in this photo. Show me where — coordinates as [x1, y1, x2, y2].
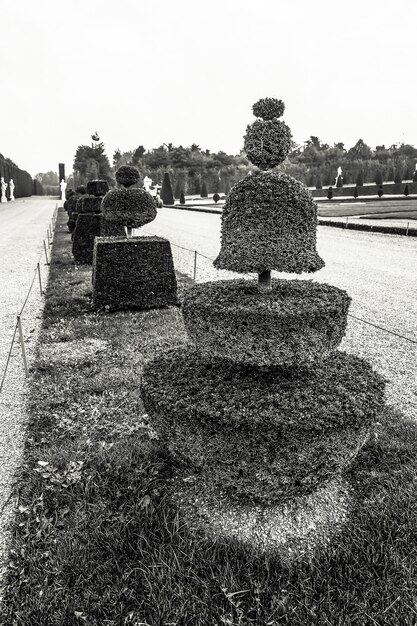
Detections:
[345, 216, 349, 228]
[17, 315, 29, 377]
[406, 222, 409, 236]
[193, 250, 197, 280]
[43, 240, 49, 265]
[37, 262, 43, 295]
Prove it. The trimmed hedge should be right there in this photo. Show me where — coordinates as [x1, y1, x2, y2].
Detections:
[75, 185, 86, 195]
[76, 194, 102, 214]
[319, 220, 417, 237]
[101, 188, 157, 228]
[92, 236, 177, 311]
[182, 279, 351, 366]
[244, 119, 292, 170]
[214, 171, 324, 273]
[141, 347, 385, 505]
[72, 213, 102, 265]
[115, 165, 140, 188]
[86, 179, 109, 196]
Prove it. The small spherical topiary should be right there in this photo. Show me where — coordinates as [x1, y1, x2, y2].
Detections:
[213, 193, 220, 203]
[76, 185, 86, 195]
[86, 179, 109, 196]
[252, 97, 285, 120]
[101, 188, 156, 227]
[244, 119, 292, 169]
[115, 165, 140, 188]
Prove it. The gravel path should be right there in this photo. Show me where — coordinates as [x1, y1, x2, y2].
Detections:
[0, 196, 57, 593]
[140, 207, 417, 421]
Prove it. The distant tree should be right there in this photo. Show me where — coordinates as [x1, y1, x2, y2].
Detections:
[315, 175, 322, 189]
[201, 181, 208, 197]
[35, 171, 59, 186]
[375, 170, 383, 185]
[403, 168, 411, 180]
[327, 186, 333, 200]
[161, 172, 174, 205]
[386, 167, 395, 181]
[394, 171, 402, 184]
[404, 184, 409, 196]
[343, 172, 348, 185]
[336, 175, 343, 188]
[180, 190, 185, 204]
[195, 178, 201, 195]
[174, 181, 181, 199]
[356, 170, 364, 186]
[348, 139, 373, 161]
[213, 192, 220, 203]
[113, 149, 122, 168]
[132, 145, 146, 164]
[74, 133, 113, 184]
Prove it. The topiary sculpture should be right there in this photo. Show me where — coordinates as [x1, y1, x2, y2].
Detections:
[93, 165, 176, 311]
[72, 180, 110, 264]
[212, 192, 220, 203]
[141, 98, 385, 559]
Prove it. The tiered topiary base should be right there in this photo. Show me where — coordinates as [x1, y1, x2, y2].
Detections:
[141, 346, 385, 556]
[182, 279, 351, 366]
[92, 236, 177, 311]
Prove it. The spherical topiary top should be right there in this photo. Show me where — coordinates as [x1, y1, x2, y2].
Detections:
[101, 188, 157, 228]
[76, 185, 86, 195]
[115, 165, 140, 188]
[252, 97, 285, 120]
[213, 170, 324, 274]
[244, 98, 292, 170]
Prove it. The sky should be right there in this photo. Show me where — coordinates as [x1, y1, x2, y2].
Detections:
[1, 0, 417, 177]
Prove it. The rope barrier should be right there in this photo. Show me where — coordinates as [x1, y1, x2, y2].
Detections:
[0, 210, 56, 394]
[141, 228, 417, 346]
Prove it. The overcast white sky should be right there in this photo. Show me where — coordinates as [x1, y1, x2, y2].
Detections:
[1, 0, 416, 176]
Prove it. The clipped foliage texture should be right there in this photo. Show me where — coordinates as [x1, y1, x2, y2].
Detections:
[101, 188, 156, 228]
[86, 179, 109, 196]
[76, 195, 102, 214]
[182, 279, 351, 366]
[214, 171, 324, 273]
[244, 119, 292, 169]
[141, 347, 385, 505]
[115, 166, 140, 188]
[93, 236, 177, 311]
[252, 97, 285, 120]
[72, 213, 102, 265]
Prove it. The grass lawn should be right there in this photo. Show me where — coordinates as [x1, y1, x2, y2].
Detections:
[1, 208, 417, 625]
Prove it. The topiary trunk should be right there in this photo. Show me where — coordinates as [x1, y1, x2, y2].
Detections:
[258, 270, 271, 289]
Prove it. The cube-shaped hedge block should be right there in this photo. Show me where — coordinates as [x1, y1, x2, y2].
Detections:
[86, 180, 109, 196]
[72, 213, 102, 265]
[92, 236, 177, 311]
[77, 195, 102, 214]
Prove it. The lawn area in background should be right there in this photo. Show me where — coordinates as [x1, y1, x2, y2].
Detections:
[1, 208, 417, 625]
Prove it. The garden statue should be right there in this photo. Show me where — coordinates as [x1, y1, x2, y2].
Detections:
[8, 179, 15, 201]
[141, 97, 385, 559]
[335, 166, 342, 186]
[143, 176, 152, 192]
[60, 179, 67, 201]
[1, 177, 7, 203]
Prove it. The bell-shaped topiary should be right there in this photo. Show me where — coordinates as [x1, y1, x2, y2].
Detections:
[101, 188, 156, 228]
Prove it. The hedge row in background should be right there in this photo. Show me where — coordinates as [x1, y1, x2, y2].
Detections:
[0, 154, 33, 198]
[313, 181, 417, 198]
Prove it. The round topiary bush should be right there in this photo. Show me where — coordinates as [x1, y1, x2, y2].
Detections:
[101, 188, 157, 228]
[76, 185, 86, 195]
[182, 279, 351, 366]
[252, 97, 285, 120]
[244, 119, 292, 170]
[213, 171, 324, 274]
[115, 165, 140, 188]
[141, 347, 385, 506]
[213, 192, 220, 203]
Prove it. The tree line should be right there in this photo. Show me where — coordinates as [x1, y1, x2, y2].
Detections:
[62, 134, 417, 195]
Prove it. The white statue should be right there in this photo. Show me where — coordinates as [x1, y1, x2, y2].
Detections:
[143, 176, 152, 192]
[335, 166, 342, 185]
[9, 179, 15, 201]
[60, 179, 67, 201]
[1, 177, 7, 203]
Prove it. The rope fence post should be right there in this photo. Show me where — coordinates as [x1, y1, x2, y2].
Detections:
[37, 262, 43, 295]
[193, 250, 198, 280]
[346, 216, 349, 228]
[43, 240, 49, 265]
[406, 222, 409, 236]
[47, 229, 51, 247]
[16, 315, 29, 377]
